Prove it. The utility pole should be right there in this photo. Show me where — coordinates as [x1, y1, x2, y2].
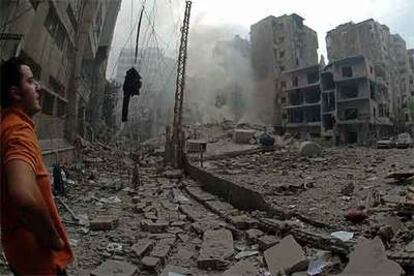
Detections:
[170, 1, 192, 168]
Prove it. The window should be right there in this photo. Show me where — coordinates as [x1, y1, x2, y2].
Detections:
[342, 66, 353, 77]
[57, 99, 67, 118]
[344, 108, 358, 120]
[281, 97, 286, 104]
[282, 112, 287, 119]
[41, 91, 55, 115]
[44, 3, 68, 52]
[278, 37, 285, 43]
[293, 77, 298, 87]
[280, 65, 285, 72]
[307, 71, 319, 84]
[281, 81, 286, 89]
[279, 51, 285, 58]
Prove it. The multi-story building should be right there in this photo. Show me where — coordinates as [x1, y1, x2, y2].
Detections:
[282, 64, 322, 138]
[282, 55, 394, 145]
[326, 19, 412, 125]
[1, 0, 120, 164]
[250, 14, 318, 126]
[320, 55, 392, 145]
[406, 49, 414, 122]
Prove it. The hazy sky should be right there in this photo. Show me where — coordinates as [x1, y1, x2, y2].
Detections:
[107, 0, 414, 79]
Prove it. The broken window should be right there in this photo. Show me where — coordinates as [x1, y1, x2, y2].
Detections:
[305, 88, 320, 103]
[57, 99, 67, 118]
[41, 90, 55, 115]
[341, 85, 358, 98]
[323, 93, 335, 112]
[342, 66, 353, 77]
[307, 71, 319, 84]
[344, 108, 358, 120]
[306, 107, 321, 122]
[289, 110, 304, 123]
[323, 114, 334, 130]
[321, 73, 335, 90]
[289, 90, 303, 105]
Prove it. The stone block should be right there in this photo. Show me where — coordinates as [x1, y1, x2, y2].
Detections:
[228, 215, 258, 230]
[340, 237, 403, 276]
[233, 129, 256, 144]
[223, 260, 258, 276]
[141, 219, 168, 233]
[150, 240, 173, 264]
[90, 216, 118, 231]
[246, 229, 264, 240]
[258, 235, 279, 251]
[264, 235, 308, 275]
[299, 141, 321, 157]
[141, 256, 161, 271]
[197, 229, 234, 270]
[91, 260, 136, 276]
[131, 239, 154, 258]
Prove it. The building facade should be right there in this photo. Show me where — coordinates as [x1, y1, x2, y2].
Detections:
[250, 14, 318, 126]
[1, 0, 120, 164]
[326, 19, 412, 126]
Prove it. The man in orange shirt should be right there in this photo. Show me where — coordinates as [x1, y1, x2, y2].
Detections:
[1, 57, 73, 275]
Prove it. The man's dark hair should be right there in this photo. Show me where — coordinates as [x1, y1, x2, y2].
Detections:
[1, 57, 26, 108]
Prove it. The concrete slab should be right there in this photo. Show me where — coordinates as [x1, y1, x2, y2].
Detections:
[197, 229, 234, 270]
[90, 260, 136, 276]
[223, 260, 258, 276]
[141, 256, 161, 271]
[264, 235, 308, 275]
[340, 237, 403, 276]
[90, 216, 118, 231]
[131, 239, 154, 258]
[159, 265, 190, 276]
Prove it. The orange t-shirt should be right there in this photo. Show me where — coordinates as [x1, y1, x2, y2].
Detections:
[0, 107, 74, 275]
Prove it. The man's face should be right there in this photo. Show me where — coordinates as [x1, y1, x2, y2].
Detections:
[18, 65, 41, 116]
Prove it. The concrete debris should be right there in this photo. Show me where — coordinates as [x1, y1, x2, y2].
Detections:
[164, 169, 183, 179]
[404, 239, 414, 253]
[341, 182, 354, 196]
[257, 235, 280, 251]
[141, 256, 161, 271]
[264, 235, 308, 276]
[90, 260, 137, 276]
[141, 219, 169, 233]
[235, 250, 259, 260]
[197, 229, 234, 270]
[234, 129, 256, 144]
[90, 216, 118, 231]
[99, 196, 122, 204]
[106, 242, 122, 254]
[340, 237, 403, 276]
[385, 171, 414, 183]
[299, 141, 321, 157]
[223, 260, 259, 276]
[131, 239, 154, 258]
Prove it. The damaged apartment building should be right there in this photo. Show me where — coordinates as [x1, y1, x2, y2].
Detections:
[250, 13, 318, 128]
[0, 0, 121, 164]
[279, 18, 413, 145]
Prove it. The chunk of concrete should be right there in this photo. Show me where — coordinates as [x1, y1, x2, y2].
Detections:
[299, 141, 321, 157]
[150, 240, 173, 264]
[223, 260, 259, 276]
[141, 219, 168, 233]
[141, 256, 161, 271]
[234, 129, 256, 144]
[340, 236, 403, 276]
[131, 239, 154, 258]
[197, 229, 234, 270]
[90, 216, 118, 231]
[264, 235, 308, 275]
[91, 260, 136, 276]
[258, 235, 279, 251]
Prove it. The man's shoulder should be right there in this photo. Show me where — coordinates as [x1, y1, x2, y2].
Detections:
[1, 112, 35, 140]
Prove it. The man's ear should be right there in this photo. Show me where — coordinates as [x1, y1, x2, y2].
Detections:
[8, 85, 22, 102]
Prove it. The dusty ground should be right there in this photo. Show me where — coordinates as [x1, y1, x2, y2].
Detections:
[1, 139, 413, 275]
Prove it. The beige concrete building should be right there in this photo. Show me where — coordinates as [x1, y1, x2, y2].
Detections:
[250, 14, 318, 127]
[326, 19, 412, 126]
[321, 55, 392, 145]
[1, 0, 120, 164]
[282, 64, 322, 138]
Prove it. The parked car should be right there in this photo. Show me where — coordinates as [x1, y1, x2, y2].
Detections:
[376, 137, 395, 149]
[395, 133, 414, 148]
